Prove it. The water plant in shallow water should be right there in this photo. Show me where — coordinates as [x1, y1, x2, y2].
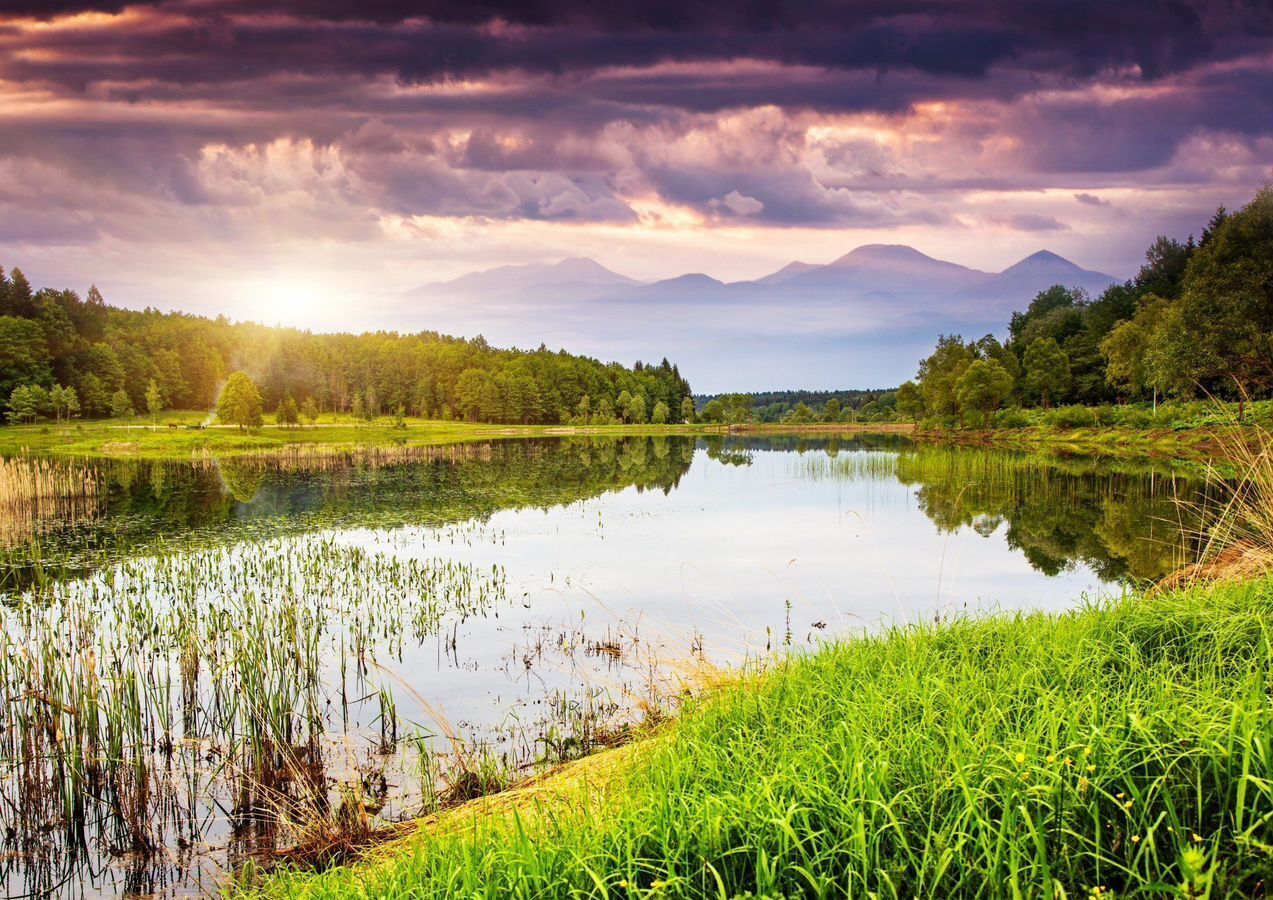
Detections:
[0, 533, 508, 895]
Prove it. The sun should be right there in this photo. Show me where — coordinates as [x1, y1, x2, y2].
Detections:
[251, 276, 330, 327]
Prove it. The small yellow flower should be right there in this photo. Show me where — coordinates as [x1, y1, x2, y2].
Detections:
[1125, 800, 1134, 809]
[1131, 834, 1141, 844]
[1047, 754, 1057, 764]
[1021, 771, 1030, 781]
[1084, 747, 1092, 757]
[1087, 764, 1096, 773]
[1192, 833, 1203, 844]
[1064, 757, 1073, 767]
[1016, 752, 1027, 765]
[1116, 792, 1125, 799]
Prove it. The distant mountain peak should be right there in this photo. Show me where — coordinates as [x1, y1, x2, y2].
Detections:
[552, 256, 624, 277]
[1020, 249, 1066, 263]
[999, 249, 1109, 277]
[653, 272, 724, 288]
[830, 244, 938, 267]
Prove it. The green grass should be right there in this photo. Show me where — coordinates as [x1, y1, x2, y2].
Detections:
[0, 410, 718, 460]
[250, 576, 1273, 898]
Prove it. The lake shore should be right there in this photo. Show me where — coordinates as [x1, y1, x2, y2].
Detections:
[912, 423, 1260, 463]
[3, 412, 1264, 465]
[246, 573, 1273, 898]
[0, 413, 729, 460]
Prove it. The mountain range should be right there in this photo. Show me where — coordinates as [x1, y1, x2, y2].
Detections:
[397, 245, 1117, 392]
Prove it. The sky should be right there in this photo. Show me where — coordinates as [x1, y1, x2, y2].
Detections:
[1, 0, 1271, 362]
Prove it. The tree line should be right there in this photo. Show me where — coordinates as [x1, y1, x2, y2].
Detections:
[899, 184, 1273, 426]
[693, 389, 899, 424]
[0, 270, 692, 426]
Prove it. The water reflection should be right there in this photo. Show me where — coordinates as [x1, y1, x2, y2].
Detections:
[0, 435, 1206, 897]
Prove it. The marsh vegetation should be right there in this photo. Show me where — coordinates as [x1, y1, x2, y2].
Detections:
[0, 434, 1216, 895]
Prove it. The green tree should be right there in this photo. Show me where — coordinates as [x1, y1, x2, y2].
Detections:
[680, 396, 695, 424]
[1176, 185, 1273, 397]
[628, 394, 647, 424]
[0, 316, 51, 400]
[895, 381, 924, 422]
[276, 393, 300, 428]
[576, 394, 591, 423]
[651, 400, 669, 424]
[6, 385, 39, 424]
[821, 398, 842, 423]
[956, 359, 1015, 427]
[301, 396, 319, 426]
[785, 402, 816, 424]
[616, 390, 633, 423]
[144, 378, 164, 426]
[917, 335, 973, 422]
[700, 398, 725, 423]
[110, 388, 135, 419]
[78, 373, 109, 418]
[215, 371, 263, 430]
[63, 386, 80, 421]
[1023, 338, 1071, 409]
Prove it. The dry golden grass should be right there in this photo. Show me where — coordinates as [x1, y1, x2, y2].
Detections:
[1159, 417, 1273, 590]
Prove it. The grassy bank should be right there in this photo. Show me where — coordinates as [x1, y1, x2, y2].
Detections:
[911, 399, 1273, 462]
[250, 575, 1273, 898]
[914, 423, 1258, 462]
[0, 411, 722, 460]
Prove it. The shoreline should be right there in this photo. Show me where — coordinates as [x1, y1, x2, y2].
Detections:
[245, 573, 1273, 898]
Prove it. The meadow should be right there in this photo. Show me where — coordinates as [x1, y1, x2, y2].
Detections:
[0, 411, 719, 461]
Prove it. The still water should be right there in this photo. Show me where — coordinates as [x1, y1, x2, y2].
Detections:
[0, 435, 1202, 897]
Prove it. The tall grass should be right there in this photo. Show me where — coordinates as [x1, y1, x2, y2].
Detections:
[1172, 422, 1273, 586]
[253, 577, 1273, 898]
[0, 454, 101, 545]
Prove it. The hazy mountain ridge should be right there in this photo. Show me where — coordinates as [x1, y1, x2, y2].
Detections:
[411, 245, 1113, 302]
[399, 246, 1119, 391]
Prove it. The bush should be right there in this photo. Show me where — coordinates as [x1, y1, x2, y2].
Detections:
[1044, 405, 1100, 429]
[992, 407, 1032, 429]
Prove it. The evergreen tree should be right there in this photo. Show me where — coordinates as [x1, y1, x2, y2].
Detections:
[110, 388, 135, 419]
[215, 371, 263, 430]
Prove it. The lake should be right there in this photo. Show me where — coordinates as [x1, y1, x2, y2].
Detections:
[0, 434, 1205, 897]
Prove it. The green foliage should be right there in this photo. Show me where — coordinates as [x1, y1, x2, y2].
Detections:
[1023, 337, 1071, 409]
[895, 380, 924, 422]
[627, 394, 647, 424]
[918, 335, 974, 423]
[783, 401, 817, 424]
[216, 371, 263, 430]
[1176, 185, 1273, 395]
[956, 358, 1014, 426]
[650, 400, 669, 425]
[255, 578, 1273, 898]
[276, 394, 300, 428]
[300, 396, 318, 426]
[144, 378, 163, 424]
[0, 265, 691, 426]
[680, 396, 694, 424]
[6, 384, 43, 424]
[109, 388, 134, 419]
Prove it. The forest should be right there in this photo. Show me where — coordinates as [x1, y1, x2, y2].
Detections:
[0, 274, 691, 426]
[694, 389, 898, 424]
[900, 185, 1273, 427]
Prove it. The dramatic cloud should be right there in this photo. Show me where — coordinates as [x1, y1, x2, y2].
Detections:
[1, 0, 1271, 381]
